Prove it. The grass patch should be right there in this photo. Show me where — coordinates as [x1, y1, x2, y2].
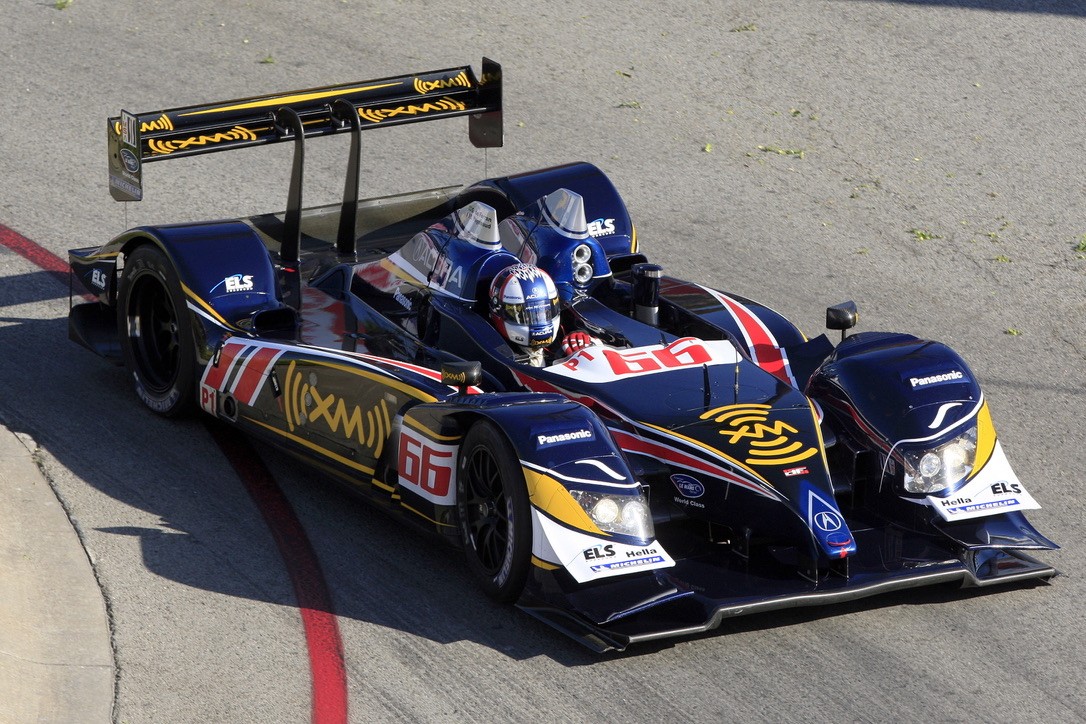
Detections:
[907, 228, 942, 241]
[757, 144, 805, 158]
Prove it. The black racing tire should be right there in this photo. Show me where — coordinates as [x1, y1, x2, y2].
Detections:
[117, 244, 196, 417]
[456, 421, 532, 603]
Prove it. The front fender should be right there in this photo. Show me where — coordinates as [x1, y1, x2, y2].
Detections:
[809, 331, 1049, 538]
[809, 332, 982, 446]
[400, 394, 675, 582]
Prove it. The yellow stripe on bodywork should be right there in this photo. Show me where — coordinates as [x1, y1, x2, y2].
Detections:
[521, 466, 604, 536]
[401, 502, 455, 528]
[178, 83, 401, 117]
[808, 400, 832, 475]
[969, 402, 997, 479]
[78, 250, 120, 261]
[243, 416, 376, 476]
[370, 476, 394, 493]
[182, 282, 237, 329]
[531, 555, 560, 571]
[402, 414, 460, 442]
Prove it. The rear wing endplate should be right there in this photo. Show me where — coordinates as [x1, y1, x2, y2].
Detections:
[106, 59, 501, 261]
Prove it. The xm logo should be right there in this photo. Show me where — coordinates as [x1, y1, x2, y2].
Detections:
[700, 403, 818, 467]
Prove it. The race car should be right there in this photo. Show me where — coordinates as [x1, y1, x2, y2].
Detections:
[69, 60, 1057, 651]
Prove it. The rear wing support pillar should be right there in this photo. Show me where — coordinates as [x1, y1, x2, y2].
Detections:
[332, 98, 362, 257]
[274, 107, 305, 265]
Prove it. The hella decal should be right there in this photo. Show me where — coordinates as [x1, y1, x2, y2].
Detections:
[670, 474, 705, 499]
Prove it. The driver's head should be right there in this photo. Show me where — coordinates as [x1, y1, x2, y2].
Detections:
[488, 263, 560, 350]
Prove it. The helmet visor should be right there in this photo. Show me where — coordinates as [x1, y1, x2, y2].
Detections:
[503, 298, 559, 326]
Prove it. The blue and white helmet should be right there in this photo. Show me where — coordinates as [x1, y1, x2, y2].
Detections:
[489, 263, 560, 350]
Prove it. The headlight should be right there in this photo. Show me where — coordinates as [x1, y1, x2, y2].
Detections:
[902, 426, 978, 494]
[568, 489, 654, 540]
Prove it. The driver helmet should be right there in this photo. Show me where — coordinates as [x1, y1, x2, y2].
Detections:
[488, 263, 560, 350]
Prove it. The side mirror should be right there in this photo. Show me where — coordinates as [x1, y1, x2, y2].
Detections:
[441, 361, 482, 394]
[826, 301, 859, 342]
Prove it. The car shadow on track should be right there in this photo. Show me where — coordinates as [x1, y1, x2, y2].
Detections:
[0, 271, 75, 306]
[0, 308, 1059, 666]
[843, 0, 1086, 17]
[0, 308, 600, 663]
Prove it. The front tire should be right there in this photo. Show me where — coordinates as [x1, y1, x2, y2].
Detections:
[117, 245, 196, 417]
[456, 421, 532, 603]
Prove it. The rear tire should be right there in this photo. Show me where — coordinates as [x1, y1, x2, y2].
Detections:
[117, 245, 196, 417]
[456, 421, 532, 602]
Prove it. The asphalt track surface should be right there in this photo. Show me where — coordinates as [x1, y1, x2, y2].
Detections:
[2, 1, 1084, 721]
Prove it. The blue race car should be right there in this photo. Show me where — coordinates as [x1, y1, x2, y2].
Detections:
[69, 60, 1056, 651]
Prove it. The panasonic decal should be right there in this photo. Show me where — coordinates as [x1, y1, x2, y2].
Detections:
[909, 370, 965, 388]
[537, 429, 594, 447]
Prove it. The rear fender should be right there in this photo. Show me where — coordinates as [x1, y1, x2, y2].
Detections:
[70, 222, 294, 366]
[139, 221, 288, 331]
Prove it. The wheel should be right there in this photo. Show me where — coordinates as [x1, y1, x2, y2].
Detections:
[117, 245, 196, 416]
[456, 421, 532, 602]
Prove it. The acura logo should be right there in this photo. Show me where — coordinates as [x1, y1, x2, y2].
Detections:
[814, 510, 843, 532]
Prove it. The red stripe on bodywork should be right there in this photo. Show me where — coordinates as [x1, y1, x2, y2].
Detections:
[203, 340, 249, 390]
[702, 287, 795, 386]
[610, 428, 779, 500]
[232, 346, 283, 405]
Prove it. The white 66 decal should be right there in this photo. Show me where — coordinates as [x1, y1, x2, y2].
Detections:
[397, 427, 457, 505]
[546, 337, 742, 384]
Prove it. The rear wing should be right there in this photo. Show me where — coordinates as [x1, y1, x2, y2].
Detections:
[107, 58, 502, 260]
